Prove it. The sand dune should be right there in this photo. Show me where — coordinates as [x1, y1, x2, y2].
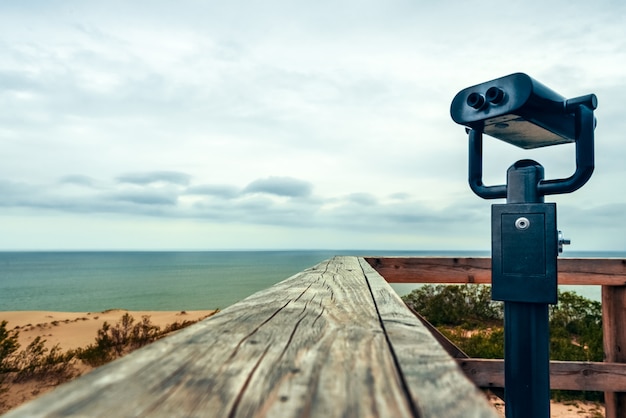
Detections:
[2, 309, 216, 352]
[0, 309, 216, 413]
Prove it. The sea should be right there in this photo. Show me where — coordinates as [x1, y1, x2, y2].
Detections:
[0, 250, 620, 312]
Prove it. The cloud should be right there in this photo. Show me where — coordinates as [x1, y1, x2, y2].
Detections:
[109, 190, 178, 206]
[0, 69, 41, 93]
[185, 184, 240, 199]
[560, 202, 626, 227]
[116, 171, 191, 186]
[1, 1, 625, 250]
[389, 192, 411, 200]
[2, 169, 618, 251]
[243, 176, 313, 198]
[0, 173, 478, 231]
[59, 175, 97, 187]
[346, 193, 377, 206]
[0, 180, 42, 207]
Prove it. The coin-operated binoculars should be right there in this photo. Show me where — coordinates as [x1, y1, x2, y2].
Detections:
[451, 73, 597, 418]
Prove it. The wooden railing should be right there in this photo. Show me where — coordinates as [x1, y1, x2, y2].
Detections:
[3, 257, 498, 418]
[8, 256, 621, 417]
[365, 256, 626, 418]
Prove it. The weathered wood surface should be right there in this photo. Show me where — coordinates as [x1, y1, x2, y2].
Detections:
[602, 285, 626, 418]
[399, 303, 504, 401]
[458, 358, 626, 391]
[4, 257, 497, 418]
[365, 256, 626, 286]
[357, 259, 496, 417]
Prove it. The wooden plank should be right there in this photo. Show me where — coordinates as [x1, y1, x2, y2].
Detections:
[457, 358, 626, 392]
[603, 285, 626, 418]
[403, 303, 468, 360]
[457, 359, 503, 390]
[358, 258, 498, 418]
[365, 257, 492, 284]
[365, 257, 626, 286]
[559, 259, 626, 286]
[550, 360, 626, 392]
[400, 304, 505, 401]
[5, 257, 498, 418]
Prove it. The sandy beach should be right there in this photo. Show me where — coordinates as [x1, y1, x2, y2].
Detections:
[1, 309, 216, 352]
[488, 394, 604, 417]
[0, 310, 606, 417]
[0, 309, 216, 413]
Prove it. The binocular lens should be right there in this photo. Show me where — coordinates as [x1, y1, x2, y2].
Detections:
[467, 92, 485, 109]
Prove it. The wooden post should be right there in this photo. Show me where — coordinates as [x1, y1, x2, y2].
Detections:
[603, 285, 626, 418]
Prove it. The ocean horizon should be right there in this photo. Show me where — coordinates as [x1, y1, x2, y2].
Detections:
[1, 250, 620, 312]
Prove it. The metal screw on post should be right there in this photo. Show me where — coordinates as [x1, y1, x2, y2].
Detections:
[450, 73, 597, 418]
[514, 217, 530, 230]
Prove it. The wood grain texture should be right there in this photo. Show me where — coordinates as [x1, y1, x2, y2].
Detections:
[395, 298, 506, 401]
[365, 257, 492, 284]
[458, 358, 626, 391]
[5, 257, 497, 418]
[365, 257, 626, 286]
[602, 285, 626, 418]
[357, 258, 497, 418]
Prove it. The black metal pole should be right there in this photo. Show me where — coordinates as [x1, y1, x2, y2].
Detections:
[504, 161, 551, 418]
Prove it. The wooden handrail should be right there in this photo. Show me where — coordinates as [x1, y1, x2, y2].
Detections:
[365, 256, 626, 286]
[9, 256, 623, 416]
[458, 359, 626, 392]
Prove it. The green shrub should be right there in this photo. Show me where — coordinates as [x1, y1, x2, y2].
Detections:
[2, 311, 215, 412]
[402, 284, 503, 327]
[76, 313, 163, 367]
[1, 321, 21, 402]
[402, 285, 604, 401]
[130, 315, 161, 349]
[0, 321, 19, 374]
[440, 327, 505, 359]
[75, 312, 217, 367]
[74, 321, 114, 367]
[11, 337, 76, 384]
[549, 291, 603, 362]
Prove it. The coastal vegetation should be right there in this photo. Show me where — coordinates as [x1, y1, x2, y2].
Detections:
[75, 312, 203, 367]
[0, 311, 216, 412]
[402, 285, 603, 401]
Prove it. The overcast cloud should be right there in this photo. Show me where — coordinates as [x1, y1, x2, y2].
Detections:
[1, 0, 625, 251]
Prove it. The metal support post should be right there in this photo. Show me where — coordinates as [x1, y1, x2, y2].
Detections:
[502, 160, 551, 418]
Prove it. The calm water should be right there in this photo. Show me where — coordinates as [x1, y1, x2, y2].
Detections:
[0, 250, 618, 311]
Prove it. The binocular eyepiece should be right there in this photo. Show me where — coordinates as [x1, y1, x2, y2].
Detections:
[467, 87, 506, 110]
[451, 73, 597, 149]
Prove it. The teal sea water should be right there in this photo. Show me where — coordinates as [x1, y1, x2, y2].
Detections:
[0, 251, 618, 312]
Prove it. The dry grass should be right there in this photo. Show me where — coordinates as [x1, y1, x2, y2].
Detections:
[0, 311, 216, 414]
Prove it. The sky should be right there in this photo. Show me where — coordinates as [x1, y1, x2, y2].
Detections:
[1, 0, 626, 251]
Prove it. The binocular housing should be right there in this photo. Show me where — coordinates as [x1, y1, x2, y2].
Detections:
[450, 73, 597, 149]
